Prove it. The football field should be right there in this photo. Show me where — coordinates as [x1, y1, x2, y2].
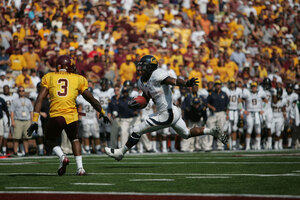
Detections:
[1, 150, 300, 200]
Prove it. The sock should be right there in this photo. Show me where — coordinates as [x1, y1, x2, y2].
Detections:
[246, 138, 250, 149]
[125, 133, 141, 149]
[203, 128, 211, 135]
[75, 156, 83, 169]
[53, 146, 64, 159]
[38, 144, 44, 154]
[121, 145, 129, 154]
[279, 139, 283, 148]
[152, 141, 157, 151]
[84, 145, 90, 152]
[274, 141, 279, 149]
[268, 137, 272, 147]
[20, 144, 25, 154]
[2, 146, 6, 154]
[288, 138, 292, 147]
[256, 137, 261, 148]
[232, 140, 236, 149]
[162, 140, 167, 151]
[138, 143, 143, 153]
[95, 145, 101, 151]
[170, 140, 175, 150]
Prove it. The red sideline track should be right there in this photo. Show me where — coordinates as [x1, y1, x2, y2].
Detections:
[1, 193, 300, 200]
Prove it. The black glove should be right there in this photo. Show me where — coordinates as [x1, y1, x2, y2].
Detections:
[186, 78, 199, 87]
[128, 99, 140, 110]
[100, 115, 111, 124]
[27, 122, 38, 137]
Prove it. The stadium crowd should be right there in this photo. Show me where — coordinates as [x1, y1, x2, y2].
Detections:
[0, 0, 300, 156]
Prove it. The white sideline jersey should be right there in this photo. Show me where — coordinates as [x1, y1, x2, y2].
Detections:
[76, 95, 98, 124]
[94, 88, 114, 111]
[272, 99, 286, 119]
[0, 93, 18, 109]
[259, 87, 272, 110]
[243, 89, 266, 112]
[137, 68, 172, 112]
[222, 87, 242, 110]
[286, 93, 298, 114]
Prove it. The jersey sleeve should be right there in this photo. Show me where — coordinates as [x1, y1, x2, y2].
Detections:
[153, 69, 170, 84]
[242, 89, 249, 99]
[78, 75, 88, 94]
[41, 73, 49, 89]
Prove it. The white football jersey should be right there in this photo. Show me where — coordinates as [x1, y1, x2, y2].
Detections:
[141, 99, 155, 119]
[286, 93, 298, 113]
[94, 88, 114, 111]
[243, 89, 266, 112]
[0, 93, 18, 109]
[138, 68, 172, 112]
[76, 95, 98, 123]
[272, 99, 286, 119]
[263, 89, 272, 110]
[222, 87, 242, 110]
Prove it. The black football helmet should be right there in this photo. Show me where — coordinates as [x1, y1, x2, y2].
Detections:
[137, 55, 158, 81]
[262, 78, 271, 90]
[100, 78, 109, 91]
[56, 55, 76, 73]
[286, 83, 293, 94]
[276, 87, 283, 98]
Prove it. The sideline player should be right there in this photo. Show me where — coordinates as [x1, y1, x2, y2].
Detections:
[27, 55, 110, 175]
[105, 55, 227, 161]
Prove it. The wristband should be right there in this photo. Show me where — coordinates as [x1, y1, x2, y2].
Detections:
[32, 112, 40, 122]
[100, 108, 105, 116]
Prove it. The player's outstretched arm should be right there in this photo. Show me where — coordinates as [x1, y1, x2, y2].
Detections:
[161, 77, 199, 87]
[27, 87, 49, 136]
[81, 89, 110, 123]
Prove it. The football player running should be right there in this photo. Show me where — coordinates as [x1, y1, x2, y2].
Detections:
[260, 78, 273, 150]
[271, 88, 287, 150]
[222, 78, 243, 150]
[27, 55, 110, 176]
[242, 82, 267, 150]
[105, 55, 227, 161]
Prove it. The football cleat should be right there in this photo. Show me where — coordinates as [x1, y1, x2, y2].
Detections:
[211, 127, 228, 145]
[104, 147, 124, 161]
[58, 155, 69, 176]
[76, 168, 86, 176]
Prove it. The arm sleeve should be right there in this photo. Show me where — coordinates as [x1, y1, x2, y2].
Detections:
[79, 76, 88, 94]
[41, 74, 49, 88]
[153, 69, 170, 84]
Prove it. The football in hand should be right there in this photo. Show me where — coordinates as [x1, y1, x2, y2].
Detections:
[134, 96, 147, 108]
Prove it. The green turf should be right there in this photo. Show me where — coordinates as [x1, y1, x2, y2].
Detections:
[1, 150, 300, 196]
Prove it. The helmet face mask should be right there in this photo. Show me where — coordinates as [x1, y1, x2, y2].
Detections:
[262, 78, 271, 90]
[100, 78, 109, 91]
[137, 55, 158, 82]
[286, 83, 293, 94]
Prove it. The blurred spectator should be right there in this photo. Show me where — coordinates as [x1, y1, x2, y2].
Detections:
[9, 49, 27, 73]
[119, 55, 136, 84]
[15, 69, 33, 88]
[230, 45, 246, 69]
[23, 46, 40, 70]
[30, 69, 40, 87]
[0, 47, 10, 72]
[10, 86, 33, 156]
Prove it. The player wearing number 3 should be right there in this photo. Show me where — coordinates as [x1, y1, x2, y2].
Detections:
[105, 55, 227, 161]
[27, 55, 110, 176]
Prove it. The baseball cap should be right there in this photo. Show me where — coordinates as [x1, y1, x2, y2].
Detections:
[54, 47, 60, 51]
[192, 97, 201, 104]
[0, 71, 6, 76]
[69, 46, 75, 51]
[126, 55, 131, 60]
[229, 78, 235, 83]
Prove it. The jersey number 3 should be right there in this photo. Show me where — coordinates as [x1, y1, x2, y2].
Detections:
[57, 78, 68, 96]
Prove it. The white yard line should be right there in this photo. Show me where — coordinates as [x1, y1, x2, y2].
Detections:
[129, 179, 174, 182]
[71, 183, 114, 186]
[0, 172, 299, 177]
[5, 187, 53, 189]
[0, 162, 39, 165]
[1, 191, 300, 199]
[186, 176, 231, 179]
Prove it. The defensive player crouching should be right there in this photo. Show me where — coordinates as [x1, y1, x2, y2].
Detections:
[105, 55, 227, 161]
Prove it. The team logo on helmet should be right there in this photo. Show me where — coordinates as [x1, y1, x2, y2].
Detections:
[151, 57, 158, 65]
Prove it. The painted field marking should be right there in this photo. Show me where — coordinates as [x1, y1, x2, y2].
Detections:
[0, 162, 39, 165]
[129, 179, 174, 182]
[5, 187, 53, 189]
[1, 191, 300, 199]
[71, 183, 114, 186]
[0, 172, 300, 177]
[186, 176, 231, 179]
[2, 161, 300, 165]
